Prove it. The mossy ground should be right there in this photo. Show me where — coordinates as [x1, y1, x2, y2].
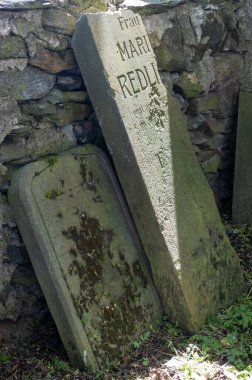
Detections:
[0, 218, 251, 380]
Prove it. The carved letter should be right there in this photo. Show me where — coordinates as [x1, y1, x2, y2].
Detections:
[117, 74, 132, 98]
[117, 41, 130, 62]
[136, 68, 148, 91]
[127, 71, 140, 95]
[129, 40, 139, 58]
[118, 17, 124, 30]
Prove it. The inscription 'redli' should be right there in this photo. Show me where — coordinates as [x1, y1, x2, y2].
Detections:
[117, 62, 160, 98]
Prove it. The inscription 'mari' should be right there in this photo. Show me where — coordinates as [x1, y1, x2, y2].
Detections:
[117, 62, 160, 98]
[117, 35, 151, 62]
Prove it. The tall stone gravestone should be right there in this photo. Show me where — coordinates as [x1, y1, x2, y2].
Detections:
[8, 146, 162, 370]
[233, 92, 252, 224]
[72, 10, 243, 333]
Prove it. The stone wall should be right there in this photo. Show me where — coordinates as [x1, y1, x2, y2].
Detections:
[0, 0, 251, 329]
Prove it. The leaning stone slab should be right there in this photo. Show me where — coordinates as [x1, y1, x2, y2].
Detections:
[8, 145, 162, 370]
[72, 10, 244, 333]
[233, 92, 252, 224]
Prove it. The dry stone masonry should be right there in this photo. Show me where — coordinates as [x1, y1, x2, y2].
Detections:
[72, 9, 243, 334]
[0, 0, 251, 345]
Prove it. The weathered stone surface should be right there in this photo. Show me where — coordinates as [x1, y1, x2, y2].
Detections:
[0, 97, 21, 144]
[212, 53, 244, 86]
[0, 36, 27, 59]
[143, 12, 174, 49]
[35, 30, 70, 52]
[47, 88, 88, 104]
[214, 79, 239, 118]
[233, 92, 252, 224]
[69, 0, 107, 16]
[0, 66, 55, 100]
[25, 125, 77, 159]
[8, 145, 162, 369]
[10, 11, 42, 39]
[51, 104, 92, 127]
[188, 93, 220, 114]
[0, 14, 10, 37]
[0, 58, 27, 72]
[154, 19, 189, 71]
[25, 33, 37, 57]
[175, 71, 204, 98]
[20, 99, 56, 116]
[42, 9, 77, 36]
[0, 138, 26, 163]
[29, 45, 77, 74]
[72, 10, 243, 333]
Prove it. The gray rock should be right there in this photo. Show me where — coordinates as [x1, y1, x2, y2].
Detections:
[237, 0, 252, 43]
[47, 88, 88, 104]
[35, 29, 70, 52]
[212, 53, 244, 88]
[0, 138, 26, 163]
[143, 12, 174, 48]
[20, 99, 56, 116]
[0, 66, 55, 100]
[154, 19, 190, 71]
[42, 9, 77, 36]
[0, 58, 27, 72]
[28, 45, 77, 74]
[214, 79, 239, 118]
[188, 93, 221, 114]
[0, 290, 21, 321]
[0, 14, 10, 37]
[0, 36, 27, 59]
[0, 97, 21, 144]
[25, 125, 77, 159]
[51, 103, 92, 127]
[10, 11, 42, 39]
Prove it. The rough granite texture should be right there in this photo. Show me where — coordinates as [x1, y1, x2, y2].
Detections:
[0, 0, 250, 335]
